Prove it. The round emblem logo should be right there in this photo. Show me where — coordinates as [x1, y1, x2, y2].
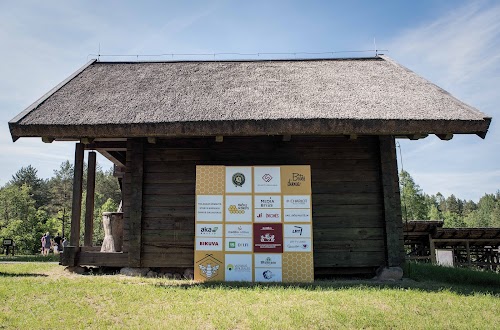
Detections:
[232, 173, 245, 187]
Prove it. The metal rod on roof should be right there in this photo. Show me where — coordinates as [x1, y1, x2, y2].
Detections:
[86, 49, 390, 61]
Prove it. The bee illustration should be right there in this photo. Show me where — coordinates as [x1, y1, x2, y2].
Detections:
[199, 263, 220, 278]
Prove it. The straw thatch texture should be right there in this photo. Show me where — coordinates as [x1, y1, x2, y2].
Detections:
[9, 57, 491, 139]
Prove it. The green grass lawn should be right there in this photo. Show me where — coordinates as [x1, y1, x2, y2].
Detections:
[0, 262, 498, 329]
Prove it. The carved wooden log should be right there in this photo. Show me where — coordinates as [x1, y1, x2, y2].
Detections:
[100, 212, 124, 252]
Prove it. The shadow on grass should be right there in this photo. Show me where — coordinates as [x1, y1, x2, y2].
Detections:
[155, 278, 500, 296]
[0, 272, 48, 278]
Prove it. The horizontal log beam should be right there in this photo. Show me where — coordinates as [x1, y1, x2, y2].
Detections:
[84, 141, 127, 150]
[431, 238, 500, 243]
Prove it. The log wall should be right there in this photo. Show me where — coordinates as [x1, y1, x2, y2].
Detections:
[123, 136, 394, 273]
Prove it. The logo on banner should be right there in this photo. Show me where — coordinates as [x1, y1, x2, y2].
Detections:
[258, 197, 277, 208]
[262, 174, 273, 182]
[261, 233, 275, 242]
[254, 223, 283, 253]
[287, 173, 305, 187]
[228, 241, 250, 249]
[228, 204, 249, 214]
[261, 257, 277, 266]
[200, 241, 219, 247]
[284, 197, 309, 206]
[226, 224, 252, 237]
[199, 264, 220, 278]
[201, 226, 219, 234]
[196, 254, 222, 279]
[284, 238, 311, 252]
[232, 173, 245, 187]
[263, 270, 275, 280]
[292, 226, 303, 235]
[227, 264, 251, 272]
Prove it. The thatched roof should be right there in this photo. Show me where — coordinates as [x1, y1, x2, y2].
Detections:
[9, 56, 491, 140]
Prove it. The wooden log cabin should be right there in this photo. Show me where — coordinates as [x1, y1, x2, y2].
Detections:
[9, 56, 491, 276]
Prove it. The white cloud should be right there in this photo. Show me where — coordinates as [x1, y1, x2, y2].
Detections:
[389, 1, 500, 201]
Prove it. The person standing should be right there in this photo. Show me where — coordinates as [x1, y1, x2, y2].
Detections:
[53, 233, 62, 254]
[44, 232, 52, 256]
[41, 234, 46, 255]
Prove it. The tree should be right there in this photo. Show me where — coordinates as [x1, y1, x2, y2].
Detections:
[445, 195, 462, 215]
[48, 161, 73, 238]
[0, 184, 57, 253]
[462, 200, 477, 217]
[399, 170, 428, 220]
[9, 165, 50, 209]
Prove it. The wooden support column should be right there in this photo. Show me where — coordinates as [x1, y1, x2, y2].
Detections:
[465, 241, 471, 267]
[70, 143, 84, 247]
[84, 151, 97, 247]
[127, 139, 144, 267]
[379, 136, 405, 267]
[429, 234, 436, 264]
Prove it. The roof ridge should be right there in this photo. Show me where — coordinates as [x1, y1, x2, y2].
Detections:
[93, 56, 384, 64]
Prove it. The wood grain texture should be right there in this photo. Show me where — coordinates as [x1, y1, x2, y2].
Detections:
[70, 143, 84, 247]
[126, 139, 144, 267]
[84, 151, 96, 247]
[123, 136, 387, 271]
[379, 136, 405, 267]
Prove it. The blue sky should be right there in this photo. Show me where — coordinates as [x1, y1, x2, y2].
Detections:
[0, 0, 498, 201]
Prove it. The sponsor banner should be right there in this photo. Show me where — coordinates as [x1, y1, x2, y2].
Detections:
[225, 195, 252, 222]
[196, 165, 313, 283]
[254, 195, 281, 209]
[255, 267, 282, 282]
[254, 167, 281, 193]
[284, 224, 311, 238]
[254, 254, 282, 268]
[225, 224, 252, 238]
[196, 223, 223, 237]
[196, 237, 223, 251]
[283, 209, 311, 222]
[283, 195, 311, 209]
[195, 252, 224, 281]
[225, 238, 253, 252]
[225, 167, 253, 193]
[284, 238, 312, 252]
[281, 166, 311, 195]
[225, 254, 253, 281]
[253, 223, 283, 253]
[196, 195, 223, 222]
[254, 209, 282, 222]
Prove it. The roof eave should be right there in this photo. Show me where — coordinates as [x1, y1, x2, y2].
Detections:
[8, 117, 492, 141]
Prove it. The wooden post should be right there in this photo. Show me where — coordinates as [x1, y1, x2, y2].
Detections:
[465, 241, 471, 267]
[127, 139, 144, 267]
[84, 151, 97, 247]
[70, 143, 84, 247]
[379, 136, 405, 267]
[429, 234, 436, 264]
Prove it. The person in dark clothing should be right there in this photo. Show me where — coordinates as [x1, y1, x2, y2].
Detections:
[54, 233, 62, 249]
[53, 233, 62, 254]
